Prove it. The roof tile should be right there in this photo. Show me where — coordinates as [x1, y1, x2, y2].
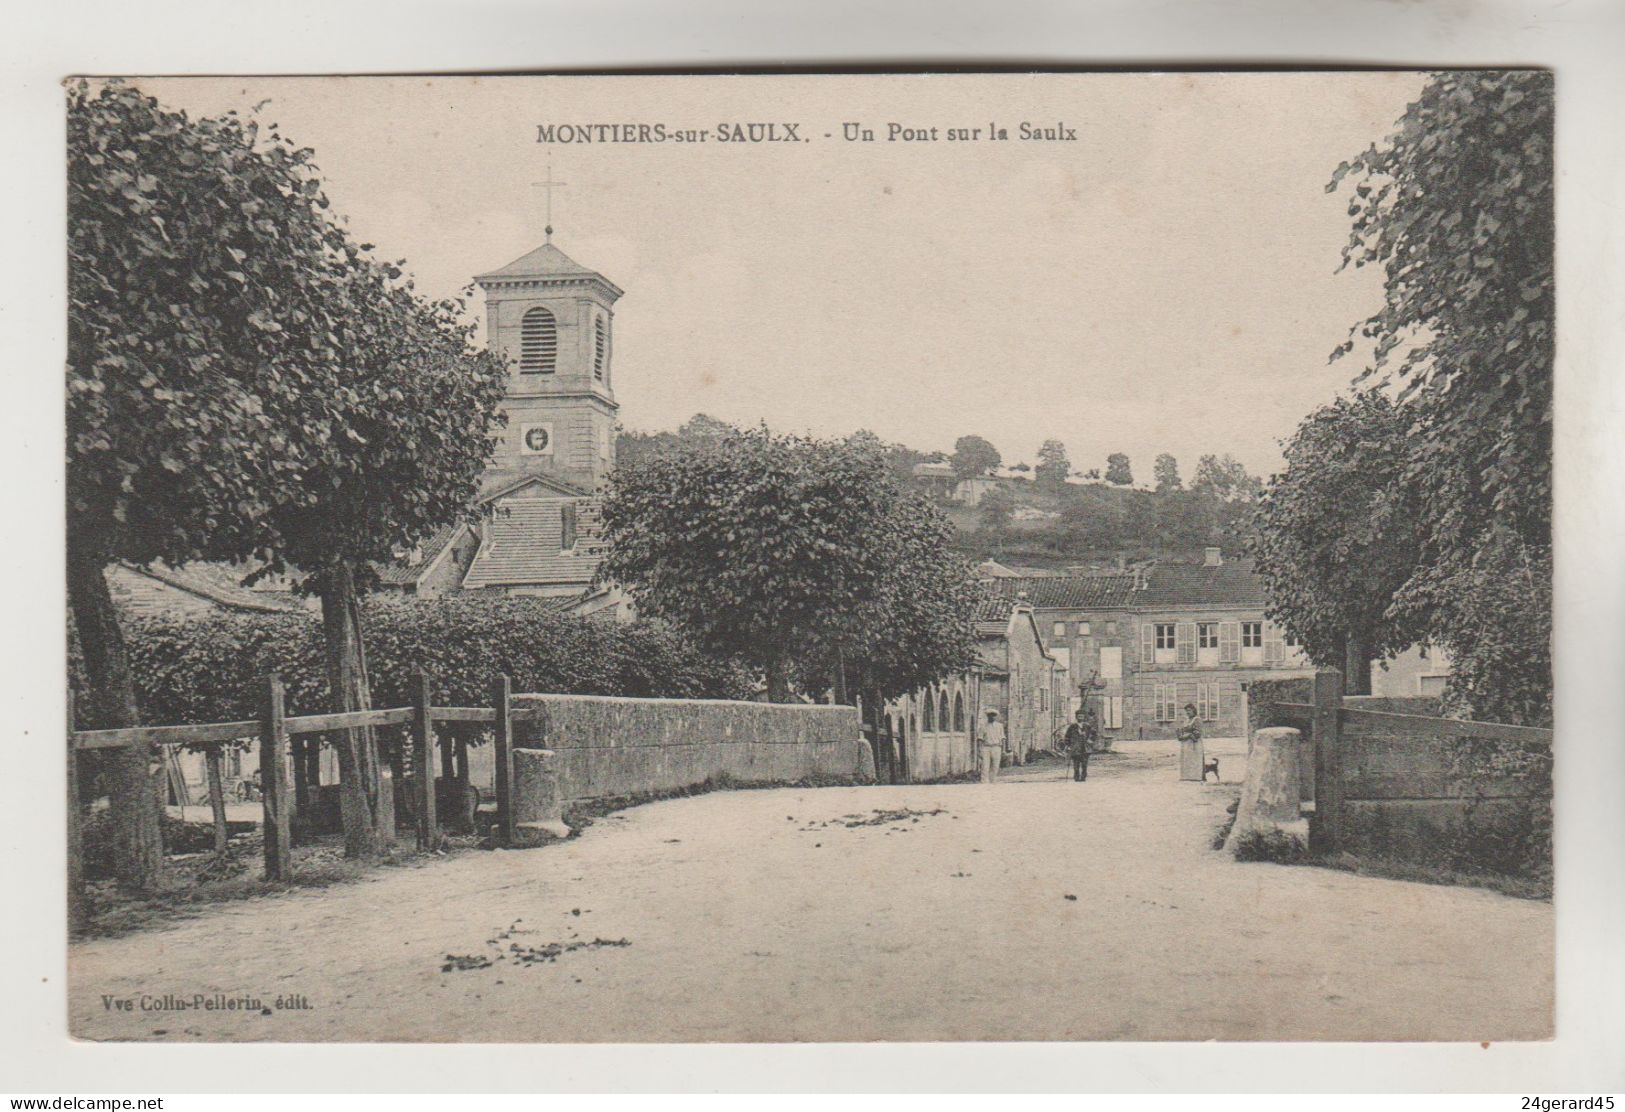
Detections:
[462, 497, 606, 589]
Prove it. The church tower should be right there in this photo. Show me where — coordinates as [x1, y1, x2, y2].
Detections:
[475, 239, 622, 494]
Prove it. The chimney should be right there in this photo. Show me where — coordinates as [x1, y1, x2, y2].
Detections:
[1204, 546, 1223, 567]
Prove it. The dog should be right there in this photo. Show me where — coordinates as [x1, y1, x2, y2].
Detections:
[1201, 757, 1221, 782]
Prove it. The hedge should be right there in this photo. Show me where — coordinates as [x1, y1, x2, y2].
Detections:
[112, 595, 753, 736]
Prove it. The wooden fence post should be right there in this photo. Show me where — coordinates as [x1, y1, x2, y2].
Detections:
[492, 673, 514, 847]
[67, 690, 84, 932]
[1309, 668, 1344, 856]
[259, 674, 293, 881]
[413, 670, 437, 851]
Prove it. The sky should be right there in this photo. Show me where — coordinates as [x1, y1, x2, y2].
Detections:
[134, 72, 1426, 480]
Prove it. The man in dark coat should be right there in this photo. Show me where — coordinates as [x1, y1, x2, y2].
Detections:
[1062, 708, 1098, 782]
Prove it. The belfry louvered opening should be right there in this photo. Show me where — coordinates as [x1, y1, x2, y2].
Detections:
[520, 306, 558, 373]
[593, 316, 607, 379]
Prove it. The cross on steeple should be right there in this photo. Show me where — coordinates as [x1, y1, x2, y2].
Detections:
[531, 158, 567, 242]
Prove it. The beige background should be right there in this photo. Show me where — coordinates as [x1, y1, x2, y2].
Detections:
[133, 72, 1419, 477]
[6, 0, 1624, 1095]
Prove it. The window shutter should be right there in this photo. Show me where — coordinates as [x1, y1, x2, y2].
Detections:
[520, 307, 558, 373]
[1220, 622, 1240, 663]
[593, 317, 607, 379]
[1176, 622, 1197, 664]
[1264, 622, 1285, 664]
[1141, 623, 1155, 665]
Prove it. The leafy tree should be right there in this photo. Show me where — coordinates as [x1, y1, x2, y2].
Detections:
[247, 265, 507, 858]
[1253, 393, 1428, 694]
[618, 413, 740, 469]
[1034, 439, 1071, 488]
[800, 490, 980, 712]
[599, 428, 906, 701]
[1104, 453, 1133, 486]
[678, 412, 738, 441]
[68, 80, 506, 869]
[950, 435, 1001, 481]
[1153, 453, 1182, 493]
[67, 80, 369, 886]
[1191, 454, 1263, 502]
[977, 488, 1016, 534]
[1328, 70, 1553, 721]
[1415, 533, 1551, 726]
[1330, 70, 1552, 551]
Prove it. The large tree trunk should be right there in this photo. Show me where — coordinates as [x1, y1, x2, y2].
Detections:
[763, 654, 790, 703]
[204, 746, 229, 855]
[1343, 630, 1375, 696]
[66, 545, 163, 890]
[317, 559, 383, 860]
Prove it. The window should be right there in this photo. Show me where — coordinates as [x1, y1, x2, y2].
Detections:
[1052, 621, 1067, 639]
[1102, 695, 1123, 729]
[1176, 622, 1197, 665]
[1154, 684, 1178, 722]
[1155, 624, 1176, 650]
[1099, 645, 1122, 680]
[1197, 622, 1219, 649]
[1241, 621, 1263, 649]
[1079, 621, 1092, 636]
[561, 502, 578, 550]
[1197, 682, 1221, 721]
[593, 316, 607, 380]
[922, 692, 935, 732]
[953, 692, 965, 733]
[519, 307, 558, 374]
[939, 691, 951, 734]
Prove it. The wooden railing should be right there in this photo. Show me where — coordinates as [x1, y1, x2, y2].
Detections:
[68, 672, 537, 918]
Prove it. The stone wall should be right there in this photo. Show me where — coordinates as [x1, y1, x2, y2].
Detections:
[1248, 675, 1551, 879]
[511, 693, 869, 802]
[1335, 708, 1551, 876]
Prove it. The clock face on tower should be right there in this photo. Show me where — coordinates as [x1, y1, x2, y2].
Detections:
[520, 424, 554, 455]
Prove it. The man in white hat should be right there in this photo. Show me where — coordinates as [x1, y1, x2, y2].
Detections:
[978, 708, 1006, 783]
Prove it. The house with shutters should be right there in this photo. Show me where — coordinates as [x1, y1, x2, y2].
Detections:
[988, 547, 1313, 741]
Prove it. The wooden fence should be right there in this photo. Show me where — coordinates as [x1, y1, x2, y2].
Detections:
[68, 671, 537, 920]
[1265, 670, 1553, 860]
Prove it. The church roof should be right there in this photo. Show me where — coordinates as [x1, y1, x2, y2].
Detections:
[474, 242, 623, 296]
[461, 497, 606, 590]
[476, 470, 591, 503]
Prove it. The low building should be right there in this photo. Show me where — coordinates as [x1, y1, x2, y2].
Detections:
[1371, 642, 1453, 699]
[988, 547, 1314, 741]
[910, 460, 957, 498]
[875, 597, 1067, 782]
[973, 596, 1068, 762]
[106, 561, 311, 619]
[372, 524, 482, 598]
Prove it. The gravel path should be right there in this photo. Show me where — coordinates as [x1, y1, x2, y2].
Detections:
[70, 738, 1553, 1042]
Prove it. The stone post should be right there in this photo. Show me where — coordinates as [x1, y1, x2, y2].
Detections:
[512, 747, 571, 845]
[1224, 726, 1304, 853]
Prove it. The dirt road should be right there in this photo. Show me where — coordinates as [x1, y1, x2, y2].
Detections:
[70, 738, 1552, 1042]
